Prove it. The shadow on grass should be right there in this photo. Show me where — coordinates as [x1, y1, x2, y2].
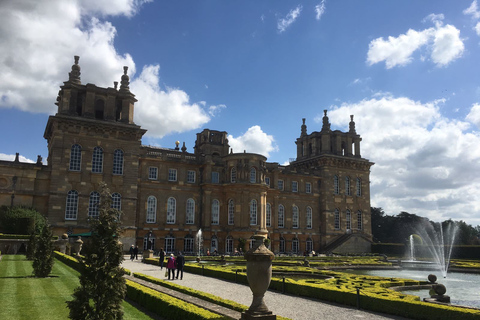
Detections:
[0, 275, 60, 279]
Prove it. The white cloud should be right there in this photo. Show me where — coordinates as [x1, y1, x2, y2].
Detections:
[463, 0, 480, 20]
[277, 6, 302, 33]
[367, 16, 464, 68]
[227, 126, 278, 158]
[208, 104, 226, 117]
[475, 22, 480, 36]
[0, 153, 35, 163]
[315, 95, 480, 225]
[131, 65, 210, 138]
[315, 1, 326, 20]
[0, 0, 215, 139]
[466, 103, 480, 128]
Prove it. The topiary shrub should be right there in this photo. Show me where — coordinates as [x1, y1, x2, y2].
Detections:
[32, 220, 54, 277]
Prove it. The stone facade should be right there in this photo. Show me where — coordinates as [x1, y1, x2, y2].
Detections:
[0, 56, 374, 254]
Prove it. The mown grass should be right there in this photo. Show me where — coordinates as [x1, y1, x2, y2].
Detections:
[0, 255, 154, 320]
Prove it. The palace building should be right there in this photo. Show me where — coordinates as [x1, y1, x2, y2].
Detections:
[0, 56, 374, 254]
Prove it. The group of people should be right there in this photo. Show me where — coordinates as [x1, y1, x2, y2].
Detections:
[159, 248, 185, 280]
[129, 245, 139, 260]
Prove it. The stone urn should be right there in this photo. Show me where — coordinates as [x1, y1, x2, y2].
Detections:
[56, 233, 69, 254]
[241, 235, 276, 320]
[74, 236, 83, 256]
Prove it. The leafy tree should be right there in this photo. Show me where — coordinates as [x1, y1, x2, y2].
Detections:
[67, 182, 126, 320]
[32, 220, 54, 277]
[26, 231, 38, 260]
[0, 205, 45, 234]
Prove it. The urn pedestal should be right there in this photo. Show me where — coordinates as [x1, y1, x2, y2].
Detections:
[143, 249, 153, 260]
[73, 236, 83, 256]
[241, 235, 276, 320]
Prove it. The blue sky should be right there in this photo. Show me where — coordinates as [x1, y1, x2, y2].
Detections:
[1, 0, 480, 226]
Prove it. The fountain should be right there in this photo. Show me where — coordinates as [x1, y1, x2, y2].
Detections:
[196, 229, 203, 259]
[406, 221, 458, 278]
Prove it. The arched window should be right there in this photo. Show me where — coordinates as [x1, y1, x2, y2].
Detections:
[306, 206, 312, 229]
[228, 199, 234, 225]
[184, 235, 194, 254]
[65, 190, 78, 220]
[113, 149, 124, 175]
[249, 236, 255, 249]
[250, 199, 257, 225]
[266, 203, 272, 227]
[211, 235, 218, 252]
[292, 206, 299, 228]
[306, 238, 313, 253]
[167, 197, 176, 224]
[186, 199, 195, 224]
[146, 196, 157, 223]
[92, 147, 103, 173]
[334, 208, 340, 230]
[226, 236, 234, 254]
[231, 167, 236, 183]
[278, 204, 285, 228]
[279, 237, 286, 253]
[346, 209, 351, 230]
[357, 210, 363, 230]
[334, 175, 339, 195]
[292, 238, 299, 253]
[69, 144, 81, 171]
[345, 176, 351, 196]
[111, 193, 121, 211]
[356, 178, 362, 196]
[88, 191, 100, 218]
[165, 235, 175, 253]
[211, 199, 219, 225]
[250, 167, 256, 183]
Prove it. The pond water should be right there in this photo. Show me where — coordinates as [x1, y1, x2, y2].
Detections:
[343, 269, 480, 309]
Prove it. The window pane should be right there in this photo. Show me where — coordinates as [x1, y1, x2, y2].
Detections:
[250, 200, 257, 225]
[168, 169, 177, 181]
[334, 175, 339, 195]
[187, 170, 196, 183]
[292, 181, 298, 192]
[345, 177, 351, 196]
[111, 193, 121, 211]
[306, 207, 312, 229]
[65, 190, 78, 220]
[167, 197, 176, 224]
[292, 206, 299, 228]
[69, 144, 81, 171]
[334, 209, 340, 230]
[231, 168, 236, 183]
[278, 180, 284, 190]
[250, 168, 256, 183]
[266, 203, 271, 227]
[212, 172, 219, 183]
[113, 149, 124, 175]
[356, 178, 362, 196]
[278, 205, 284, 228]
[88, 191, 100, 218]
[147, 196, 157, 223]
[92, 147, 103, 173]
[346, 210, 351, 230]
[149, 167, 158, 180]
[306, 182, 311, 194]
[357, 211, 363, 230]
[211, 199, 219, 225]
[228, 200, 234, 225]
[186, 199, 195, 224]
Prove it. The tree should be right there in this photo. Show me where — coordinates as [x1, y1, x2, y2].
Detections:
[67, 182, 126, 320]
[32, 220, 54, 277]
[26, 231, 37, 260]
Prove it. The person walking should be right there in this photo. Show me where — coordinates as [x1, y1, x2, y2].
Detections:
[133, 245, 139, 260]
[129, 245, 135, 261]
[159, 248, 165, 270]
[175, 252, 185, 280]
[166, 253, 176, 280]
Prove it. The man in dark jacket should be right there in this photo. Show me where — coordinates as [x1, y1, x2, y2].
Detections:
[175, 252, 185, 280]
[159, 248, 165, 270]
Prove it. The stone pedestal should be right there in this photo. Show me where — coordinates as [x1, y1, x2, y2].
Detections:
[143, 249, 153, 260]
[241, 235, 276, 320]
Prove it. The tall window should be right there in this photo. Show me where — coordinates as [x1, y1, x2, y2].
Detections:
[278, 179, 284, 190]
[187, 170, 196, 183]
[167, 197, 176, 224]
[231, 167, 236, 183]
[69, 144, 81, 171]
[168, 169, 177, 181]
[186, 198, 195, 224]
[249, 236, 255, 249]
[356, 178, 362, 196]
[346, 210, 351, 230]
[111, 193, 121, 211]
[250, 167, 256, 183]
[113, 149, 124, 175]
[292, 181, 298, 192]
[88, 191, 100, 218]
[211, 199, 219, 225]
[146, 196, 157, 223]
[211, 236, 218, 252]
[334, 175, 339, 195]
[211, 171, 219, 183]
[334, 208, 340, 230]
[228, 199, 234, 225]
[165, 236, 175, 253]
[265, 177, 270, 187]
[292, 238, 299, 253]
[306, 182, 312, 194]
[92, 147, 103, 173]
[184, 235, 194, 254]
[292, 206, 299, 228]
[345, 176, 351, 196]
[278, 204, 285, 228]
[306, 206, 312, 229]
[266, 203, 272, 227]
[250, 200, 257, 225]
[65, 190, 78, 220]
[279, 237, 285, 253]
[306, 238, 313, 253]
[226, 236, 233, 254]
[357, 211, 363, 230]
[148, 167, 158, 180]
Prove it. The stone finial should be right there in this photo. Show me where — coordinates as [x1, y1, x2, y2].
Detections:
[36, 155, 42, 165]
[321, 110, 331, 132]
[349, 114, 356, 134]
[119, 66, 130, 92]
[114, 81, 118, 90]
[68, 56, 81, 84]
[14, 153, 19, 163]
[181, 142, 187, 152]
[301, 118, 307, 136]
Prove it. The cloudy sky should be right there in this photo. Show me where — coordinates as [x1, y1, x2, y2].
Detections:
[1, 1, 480, 226]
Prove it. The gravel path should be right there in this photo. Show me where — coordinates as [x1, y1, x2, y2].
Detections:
[122, 257, 410, 320]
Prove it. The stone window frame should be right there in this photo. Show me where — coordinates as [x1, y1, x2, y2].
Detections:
[356, 178, 362, 196]
[306, 238, 313, 252]
[211, 199, 220, 225]
[292, 181, 298, 192]
[306, 206, 312, 229]
[226, 236, 234, 254]
[346, 209, 352, 230]
[167, 197, 176, 224]
[292, 205, 299, 228]
[92, 146, 103, 173]
[305, 182, 312, 194]
[65, 190, 79, 220]
[113, 149, 124, 175]
[250, 167, 256, 183]
[168, 168, 177, 182]
[111, 193, 122, 211]
[184, 235, 194, 254]
[345, 176, 351, 196]
[211, 171, 220, 183]
[292, 238, 299, 253]
[146, 196, 157, 223]
[228, 199, 235, 225]
[250, 199, 257, 225]
[333, 175, 340, 195]
[266, 203, 272, 227]
[357, 210, 363, 230]
[279, 237, 286, 253]
[334, 208, 341, 230]
[165, 236, 175, 253]
[187, 170, 196, 183]
[277, 179, 284, 191]
[148, 167, 158, 180]
[265, 177, 270, 187]
[278, 204, 285, 228]
[88, 191, 100, 218]
[230, 167, 236, 183]
[69, 144, 82, 171]
[186, 198, 195, 224]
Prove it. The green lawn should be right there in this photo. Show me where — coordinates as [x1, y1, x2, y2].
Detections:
[0, 255, 154, 320]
